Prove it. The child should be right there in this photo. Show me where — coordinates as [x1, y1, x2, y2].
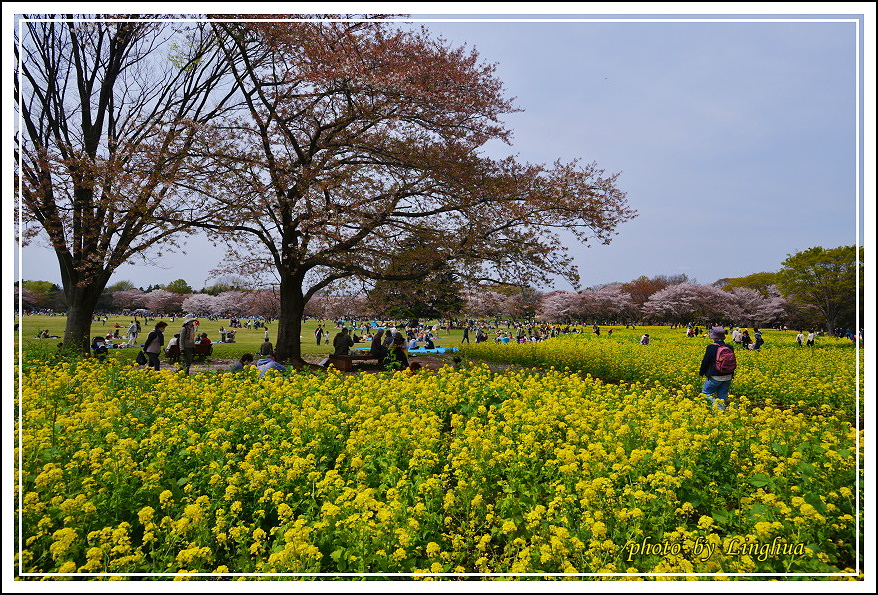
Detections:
[640, 334, 650, 345]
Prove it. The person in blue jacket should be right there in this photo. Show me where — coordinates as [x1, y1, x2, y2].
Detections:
[699, 326, 736, 411]
[256, 355, 286, 378]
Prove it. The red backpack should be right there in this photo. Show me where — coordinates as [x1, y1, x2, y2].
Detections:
[714, 344, 737, 374]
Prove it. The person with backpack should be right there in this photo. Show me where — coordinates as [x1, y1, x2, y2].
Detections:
[699, 326, 737, 411]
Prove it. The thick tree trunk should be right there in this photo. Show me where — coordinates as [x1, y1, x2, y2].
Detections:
[274, 272, 307, 367]
[62, 283, 107, 354]
[56, 249, 112, 354]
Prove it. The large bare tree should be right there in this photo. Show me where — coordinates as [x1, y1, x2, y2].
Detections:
[186, 17, 636, 365]
[15, 15, 238, 351]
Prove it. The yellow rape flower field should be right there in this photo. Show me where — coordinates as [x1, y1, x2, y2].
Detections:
[13, 327, 864, 580]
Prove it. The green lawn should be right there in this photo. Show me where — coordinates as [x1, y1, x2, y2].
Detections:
[16, 314, 468, 363]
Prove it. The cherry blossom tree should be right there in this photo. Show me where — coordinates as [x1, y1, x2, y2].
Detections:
[184, 17, 634, 364]
[143, 289, 187, 314]
[181, 293, 217, 316]
[535, 290, 579, 323]
[728, 287, 788, 327]
[16, 286, 42, 311]
[111, 288, 148, 310]
[211, 291, 249, 317]
[245, 289, 282, 319]
[641, 282, 741, 324]
[592, 285, 637, 322]
[463, 290, 508, 320]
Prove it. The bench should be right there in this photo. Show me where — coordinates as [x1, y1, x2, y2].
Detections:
[327, 352, 379, 371]
[193, 343, 213, 361]
[165, 344, 181, 363]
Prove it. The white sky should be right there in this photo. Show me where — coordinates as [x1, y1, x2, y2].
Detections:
[8, 3, 875, 293]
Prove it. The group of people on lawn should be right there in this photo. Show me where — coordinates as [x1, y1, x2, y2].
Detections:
[332, 327, 413, 371]
[242, 326, 416, 376]
[92, 317, 214, 375]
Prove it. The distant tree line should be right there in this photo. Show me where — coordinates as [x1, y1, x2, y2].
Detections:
[17, 244, 862, 333]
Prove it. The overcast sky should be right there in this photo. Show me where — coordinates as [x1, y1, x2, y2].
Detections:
[11, 5, 873, 293]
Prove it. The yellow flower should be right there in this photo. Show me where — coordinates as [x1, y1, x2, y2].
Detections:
[58, 560, 77, 573]
[49, 527, 77, 560]
[138, 506, 155, 525]
[159, 490, 174, 507]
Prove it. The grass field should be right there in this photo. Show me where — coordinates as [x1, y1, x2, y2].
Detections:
[17, 315, 468, 362]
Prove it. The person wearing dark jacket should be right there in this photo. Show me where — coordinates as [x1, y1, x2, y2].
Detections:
[143, 322, 168, 371]
[752, 328, 764, 351]
[384, 334, 409, 371]
[370, 330, 387, 360]
[699, 326, 735, 411]
[91, 336, 108, 361]
[333, 327, 354, 356]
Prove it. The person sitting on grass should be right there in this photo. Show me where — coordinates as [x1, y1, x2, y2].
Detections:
[229, 353, 254, 372]
[256, 354, 286, 378]
[91, 336, 108, 361]
[384, 334, 409, 371]
[369, 330, 387, 361]
[259, 339, 274, 357]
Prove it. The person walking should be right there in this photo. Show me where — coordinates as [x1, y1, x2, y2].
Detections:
[143, 321, 168, 371]
[796, 330, 804, 347]
[462, 326, 470, 343]
[315, 325, 324, 345]
[806, 331, 815, 348]
[699, 326, 737, 411]
[127, 320, 139, 345]
[180, 318, 197, 374]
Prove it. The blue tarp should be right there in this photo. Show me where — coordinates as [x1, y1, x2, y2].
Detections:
[351, 347, 458, 354]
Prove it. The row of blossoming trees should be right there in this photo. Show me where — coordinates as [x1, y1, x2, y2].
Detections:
[109, 280, 790, 328]
[109, 288, 280, 319]
[480, 283, 788, 327]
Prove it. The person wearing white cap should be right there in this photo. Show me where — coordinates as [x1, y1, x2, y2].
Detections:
[698, 326, 737, 411]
